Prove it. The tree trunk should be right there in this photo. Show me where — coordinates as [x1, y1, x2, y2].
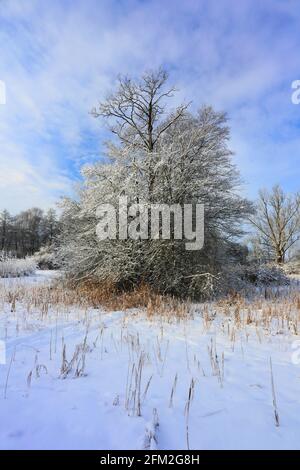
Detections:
[276, 250, 285, 264]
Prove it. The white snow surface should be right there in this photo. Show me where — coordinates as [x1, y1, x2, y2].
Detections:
[0, 271, 299, 450]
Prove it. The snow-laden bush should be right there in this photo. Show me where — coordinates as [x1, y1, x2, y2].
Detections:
[0, 256, 37, 278]
[33, 246, 59, 270]
[222, 263, 290, 291]
[0, 250, 15, 262]
[250, 264, 290, 286]
[283, 260, 300, 275]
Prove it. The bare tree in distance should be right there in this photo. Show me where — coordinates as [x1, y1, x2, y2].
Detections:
[249, 185, 300, 264]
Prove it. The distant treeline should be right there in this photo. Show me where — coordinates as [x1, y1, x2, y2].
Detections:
[0, 208, 59, 258]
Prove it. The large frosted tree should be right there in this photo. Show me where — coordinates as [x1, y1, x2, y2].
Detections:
[58, 69, 253, 299]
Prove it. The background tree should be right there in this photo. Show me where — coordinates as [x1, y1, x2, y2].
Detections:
[249, 185, 300, 264]
[0, 208, 59, 258]
[0, 210, 12, 252]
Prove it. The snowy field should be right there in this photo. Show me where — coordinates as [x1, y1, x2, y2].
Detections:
[0, 271, 300, 450]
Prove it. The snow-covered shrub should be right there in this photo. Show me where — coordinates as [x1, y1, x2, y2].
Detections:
[0, 250, 15, 262]
[0, 257, 37, 278]
[224, 263, 290, 289]
[213, 263, 290, 297]
[252, 264, 290, 286]
[33, 246, 59, 270]
[283, 260, 300, 275]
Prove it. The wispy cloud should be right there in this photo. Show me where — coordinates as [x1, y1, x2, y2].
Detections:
[0, 0, 299, 212]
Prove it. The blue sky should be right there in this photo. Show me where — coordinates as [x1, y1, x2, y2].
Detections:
[0, 0, 300, 213]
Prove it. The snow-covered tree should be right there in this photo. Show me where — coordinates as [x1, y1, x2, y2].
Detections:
[57, 69, 253, 298]
[249, 185, 300, 264]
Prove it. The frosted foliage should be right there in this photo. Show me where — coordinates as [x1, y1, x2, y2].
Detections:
[0, 255, 36, 278]
[57, 70, 253, 299]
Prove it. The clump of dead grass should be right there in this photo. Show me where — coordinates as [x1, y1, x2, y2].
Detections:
[0, 278, 191, 320]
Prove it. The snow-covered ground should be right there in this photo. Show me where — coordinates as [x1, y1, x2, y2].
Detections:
[0, 271, 299, 450]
